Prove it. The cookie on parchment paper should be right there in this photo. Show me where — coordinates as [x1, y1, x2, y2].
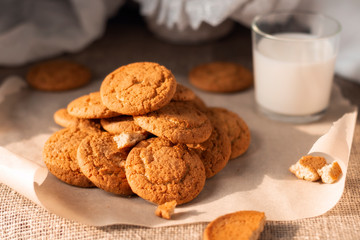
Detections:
[133, 101, 212, 144]
[42, 126, 100, 187]
[100, 62, 177, 115]
[289, 155, 327, 182]
[77, 131, 133, 195]
[27, 59, 91, 91]
[189, 61, 253, 93]
[125, 137, 206, 205]
[101, 116, 149, 149]
[209, 107, 251, 159]
[317, 161, 342, 184]
[187, 109, 231, 179]
[100, 116, 147, 135]
[53, 108, 80, 128]
[67, 92, 120, 119]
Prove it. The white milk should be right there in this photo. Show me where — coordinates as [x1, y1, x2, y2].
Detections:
[254, 33, 336, 116]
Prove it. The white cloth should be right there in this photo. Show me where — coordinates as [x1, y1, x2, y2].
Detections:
[0, 0, 125, 66]
[1, 0, 360, 83]
[135, 0, 300, 30]
[136, 0, 360, 83]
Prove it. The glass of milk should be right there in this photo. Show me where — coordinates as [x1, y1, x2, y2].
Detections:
[251, 12, 341, 123]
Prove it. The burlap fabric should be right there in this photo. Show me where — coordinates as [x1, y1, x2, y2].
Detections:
[1, 8, 360, 240]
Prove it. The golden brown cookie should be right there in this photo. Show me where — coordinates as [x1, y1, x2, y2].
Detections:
[203, 211, 266, 240]
[209, 107, 251, 159]
[187, 110, 231, 179]
[100, 116, 147, 135]
[190, 95, 208, 113]
[53, 108, 102, 130]
[67, 92, 121, 119]
[100, 62, 177, 115]
[125, 137, 206, 205]
[172, 83, 196, 101]
[43, 126, 100, 187]
[189, 62, 253, 93]
[77, 131, 133, 195]
[133, 101, 212, 144]
[53, 108, 101, 129]
[53, 108, 80, 127]
[26, 59, 91, 91]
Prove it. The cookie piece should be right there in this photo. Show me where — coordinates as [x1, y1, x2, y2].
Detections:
[77, 131, 133, 195]
[187, 111, 231, 179]
[133, 101, 212, 144]
[113, 132, 148, 149]
[100, 62, 177, 115]
[203, 211, 266, 240]
[289, 155, 327, 181]
[209, 107, 250, 159]
[101, 116, 149, 149]
[27, 59, 91, 91]
[43, 126, 99, 187]
[317, 161, 342, 184]
[172, 83, 196, 101]
[155, 200, 177, 220]
[125, 138, 206, 205]
[189, 62, 253, 93]
[67, 92, 120, 119]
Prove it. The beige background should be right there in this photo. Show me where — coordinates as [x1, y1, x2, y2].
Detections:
[1, 5, 360, 240]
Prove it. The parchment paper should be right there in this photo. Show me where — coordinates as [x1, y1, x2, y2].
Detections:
[0, 75, 357, 227]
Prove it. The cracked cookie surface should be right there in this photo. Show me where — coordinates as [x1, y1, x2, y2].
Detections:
[209, 107, 250, 159]
[187, 110, 231, 179]
[172, 83, 196, 102]
[100, 62, 177, 115]
[100, 115, 147, 135]
[67, 92, 120, 119]
[77, 131, 133, 195]
[43, 126, 99, 187]
[133, 101, 212, 144]
[125, 137, 206, 205]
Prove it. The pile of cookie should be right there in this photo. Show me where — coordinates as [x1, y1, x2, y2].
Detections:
[43, 62, 250, 208]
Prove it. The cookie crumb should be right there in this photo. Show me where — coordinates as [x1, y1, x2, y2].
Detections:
[113, 132, 147, 149]
[318, 161, 342, 184]
[155, 200, 177, 220]
[289, 155, 327, 181]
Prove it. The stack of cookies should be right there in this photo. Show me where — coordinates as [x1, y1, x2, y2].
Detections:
[43, 62, 251, 207]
